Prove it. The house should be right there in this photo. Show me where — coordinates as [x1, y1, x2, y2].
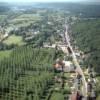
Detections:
[58, 45, 68, 54]
[63, 61, 75, 72]
[54, 59, 75, 73]
[54, 59, 64, 72]
[43, 43, 56, 48]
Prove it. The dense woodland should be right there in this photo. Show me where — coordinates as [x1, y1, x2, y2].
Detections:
[71, 19, 100, 73]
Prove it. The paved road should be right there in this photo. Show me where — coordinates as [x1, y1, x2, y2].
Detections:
[64, 25, 87, 98]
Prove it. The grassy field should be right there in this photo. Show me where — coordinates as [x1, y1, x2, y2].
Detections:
[7, 14, 41, 28]
[50, 92, 64, 100]
[3, 34, 25, 45]
[10, 14, 41, 24]
[17, 14, 40, 18]
[0, 50, 11, 60]
[0, 15, 6, 21]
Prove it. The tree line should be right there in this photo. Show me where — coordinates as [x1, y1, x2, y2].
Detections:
[71, 19, 100, 73]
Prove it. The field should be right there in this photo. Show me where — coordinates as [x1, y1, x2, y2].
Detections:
[8, 14, 41, 28]
[50, 92, 64, 100]
[0, 15, 6, 21]
[10, 14, 41, 22]
[0, 46, 59, 100]
[3, 34, 25, 45]
[0, 50, 11, 60]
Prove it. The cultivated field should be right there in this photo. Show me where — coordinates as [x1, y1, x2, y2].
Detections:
[8, 14, 41, 28]
[0, 50, 11, 60]
[3, 34, 25, 45]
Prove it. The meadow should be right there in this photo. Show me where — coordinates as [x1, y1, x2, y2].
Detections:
[3, 34, 25, 45]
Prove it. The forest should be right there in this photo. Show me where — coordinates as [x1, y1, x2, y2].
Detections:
[1, 2, 100, 18]
[71, 19, 100, 73]
[38, 3, 100, 18]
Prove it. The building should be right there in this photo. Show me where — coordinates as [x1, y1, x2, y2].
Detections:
[43, 43, 56, 48]
[63, 61, 75, 72]
[54, 59, 64, 72]
[54, 59, 75, 73]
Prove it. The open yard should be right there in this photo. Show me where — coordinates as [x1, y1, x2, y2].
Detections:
[3, 34, 25, 45]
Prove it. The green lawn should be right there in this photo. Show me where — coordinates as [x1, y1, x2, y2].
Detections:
[50, 92, 64, 100]
[3, 35, 25, 45]
[0, 50, 11, 60]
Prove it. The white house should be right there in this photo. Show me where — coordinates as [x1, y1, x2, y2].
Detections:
[63, 61, 75, 72]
